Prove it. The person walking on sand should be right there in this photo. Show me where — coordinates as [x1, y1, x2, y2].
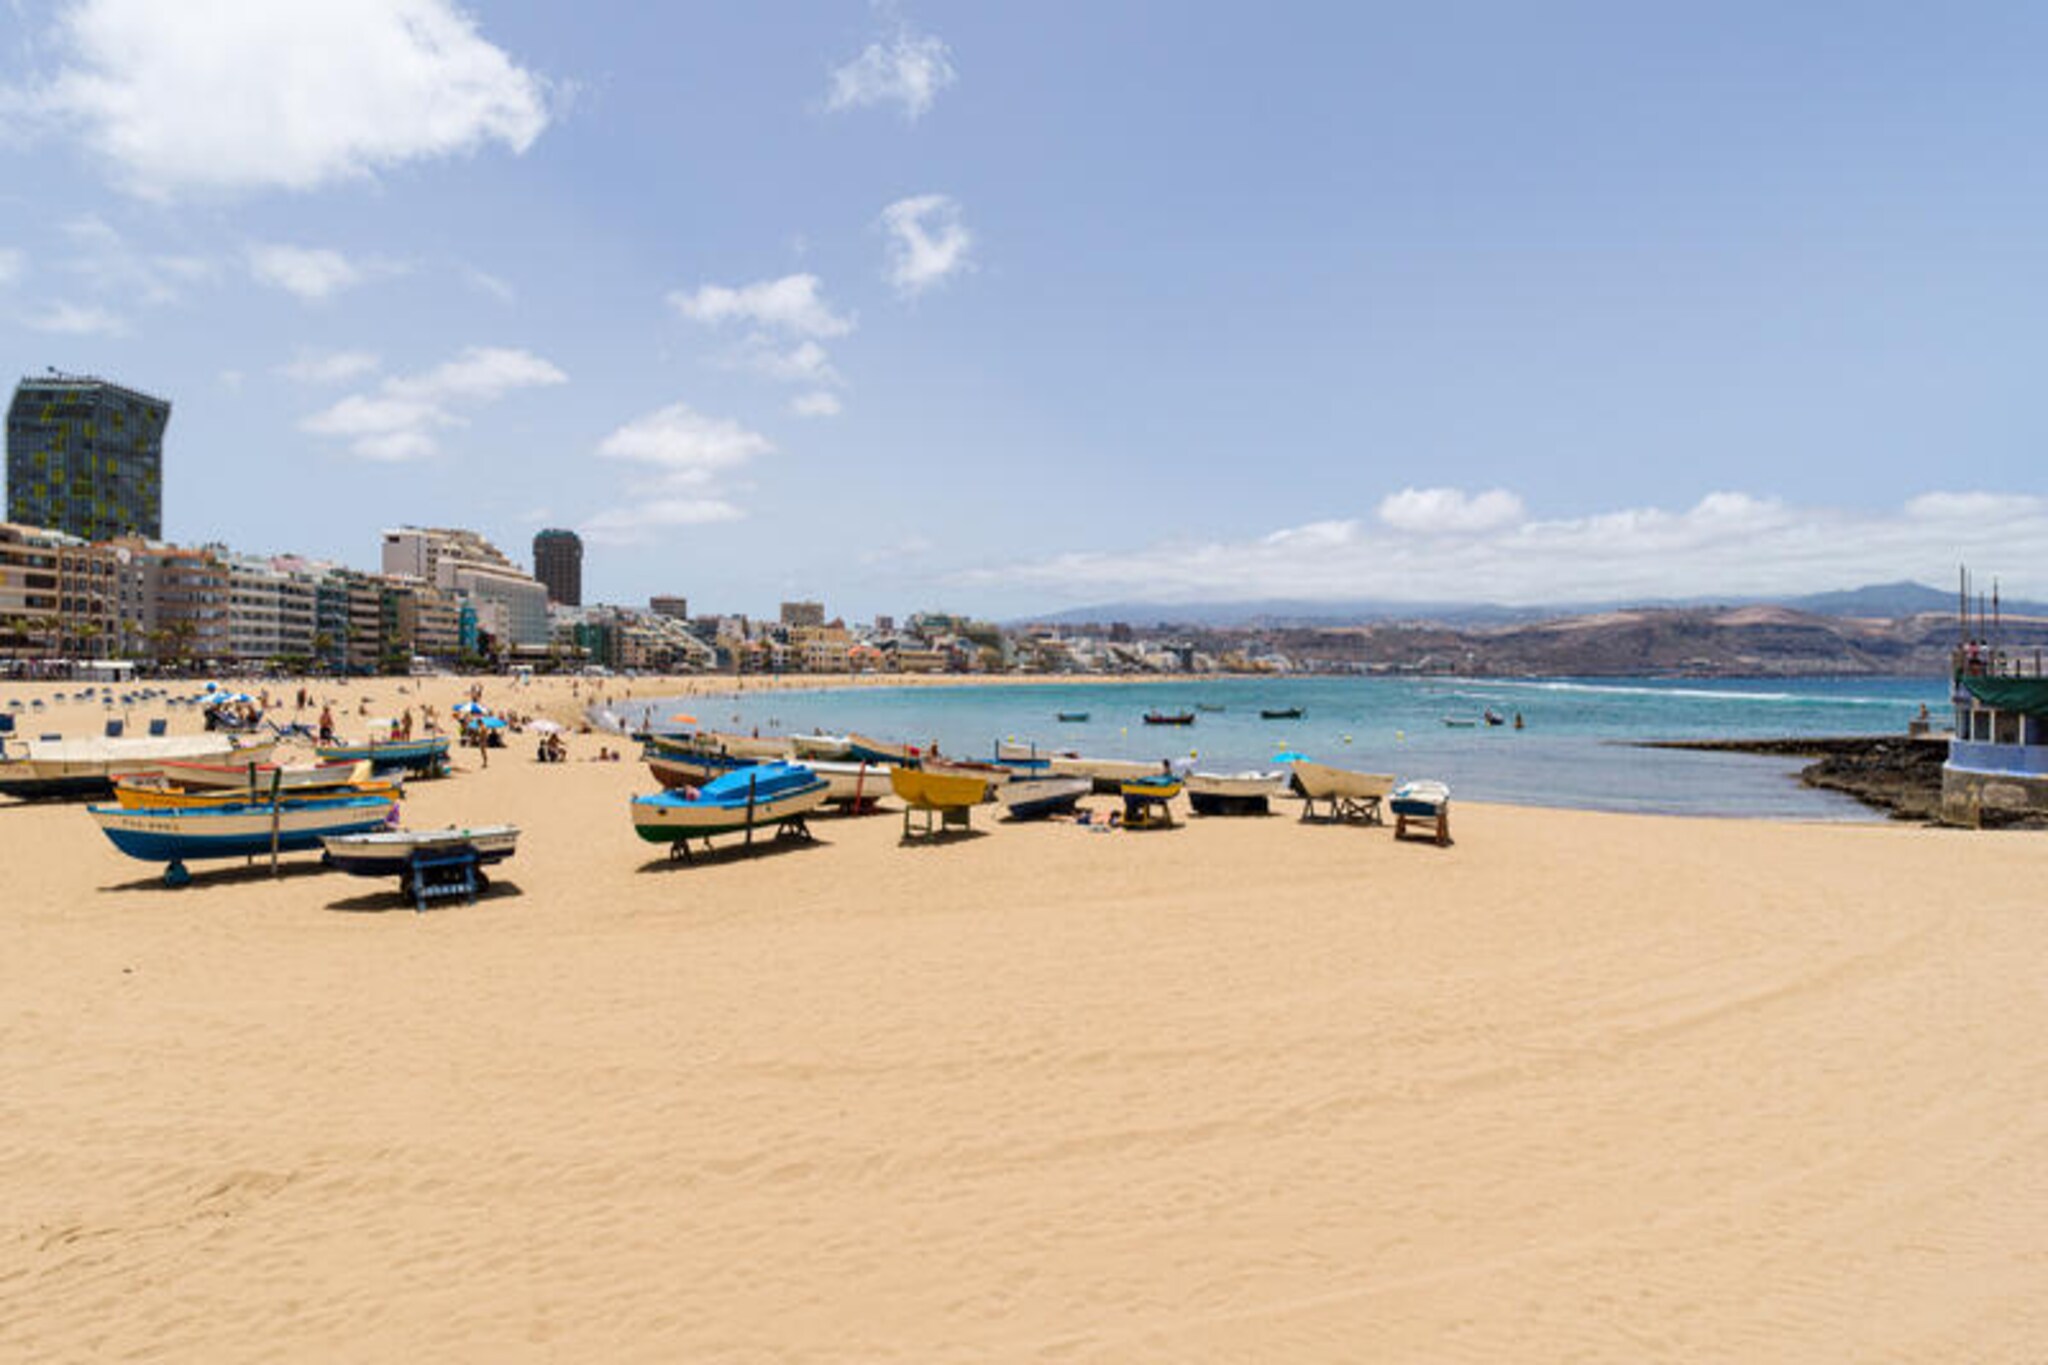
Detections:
[318, 705, 335, 745]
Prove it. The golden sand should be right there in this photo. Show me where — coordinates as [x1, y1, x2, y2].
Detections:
[4, 675, 2046, 1361]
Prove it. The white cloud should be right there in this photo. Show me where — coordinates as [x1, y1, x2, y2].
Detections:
[964, 490, 2048, 605]
[0, 248, 23, 287]
[791, 390, 843, 418]
[12, 0, 550, 198]
[579, 497, 745, 546]
[581, 402, 772, 544]
[594, 402, 772, 482]
[300, 345, 565, 461]
[826, 27, 956, 120]
[21, 299, 126, 334]
[669, 273, 852, 338]
[247, 242, 369, 301]
[880, 193, 971, 295]
[744, 338, 842, 386]
[279, 349, 382, 384]
[1377, 487, 1526, 535]
[461, 264, 515, 303]
[58, 213, 214, 305]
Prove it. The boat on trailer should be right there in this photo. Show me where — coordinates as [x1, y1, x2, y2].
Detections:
[1290, 759, 1395, 824]
[631, 762, 829, 858]
[151, 757, 371, 792]
[1186, 770, 1290, 815]
[1001, 776, 1092, 820]
[805, 759, 895, 809]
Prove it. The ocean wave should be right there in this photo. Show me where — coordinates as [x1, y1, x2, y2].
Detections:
[1472, 680, 1912, 707]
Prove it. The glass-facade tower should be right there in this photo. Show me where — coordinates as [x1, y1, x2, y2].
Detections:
[7, 373, 169, 541]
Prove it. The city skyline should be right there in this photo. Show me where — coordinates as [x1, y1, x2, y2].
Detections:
[2, 2, 2046, 617]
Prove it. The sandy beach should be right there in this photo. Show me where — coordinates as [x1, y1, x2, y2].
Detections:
[5, 673, 2047, 1361]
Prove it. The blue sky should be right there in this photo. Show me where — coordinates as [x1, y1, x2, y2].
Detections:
[3, 1, 2045, 619]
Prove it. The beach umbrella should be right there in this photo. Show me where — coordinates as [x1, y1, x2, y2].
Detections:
[668, 712, 698, 725]
[479, 716, 508, 729]
[1273, 750, 1308, 763]
[529, 719, 564, 734]
[452, 700, 490, 716]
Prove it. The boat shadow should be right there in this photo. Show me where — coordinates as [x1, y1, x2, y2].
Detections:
[635, 831, 831, 872]
[898, 826, 991, 847]
[98, 860, 336, 894]
[324, 878, 528, 913]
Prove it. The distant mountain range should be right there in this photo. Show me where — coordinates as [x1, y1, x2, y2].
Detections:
[1017, 581, 2047, 630]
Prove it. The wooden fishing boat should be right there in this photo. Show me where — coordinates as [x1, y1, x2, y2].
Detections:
[1185, 770, 1289, 816]
[1142, 711, 1195, 726]
[1259, 706, 1304, 720]
[89, 792, 398, 886]
[152, 758, 371, 792]
[321, 825, 520, 878]
[1047, 754, 1171, 793]
[1195, 703, 1226, 713]
[805, 759, 894, 809]
[1118, 773, 1182, 829]
[890, 765, 994, 838]
[314, 735, 450, 778]
[921, 757, 1013, 787]
[1391, 779, 1452, 845]
[846, 732, 919, 765]
[1054, 711, 1090, 723]
[1290, 759, 1394, 824]
[0, 734, 275, 801]
[644, 745, 753, 790]
[699, 730, 794, 760]
[112, 775, 403, 809]
[1441, 716, 1478, 728]
[789, 733, 854, 761]
[631, 762, 828, 854]
[1001, 776, 1092, 820]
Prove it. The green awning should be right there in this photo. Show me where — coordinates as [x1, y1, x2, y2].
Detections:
[1962, 675, 2048, 717]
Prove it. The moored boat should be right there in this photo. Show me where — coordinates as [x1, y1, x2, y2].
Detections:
[0, 734, 276, 801]
[1055, 711, 1090, 723]
[89, 792, 399, 886]
[1142, 711, 1195, 726]
[631, 762, 829, 850]
[1259, 706, 1304, 720]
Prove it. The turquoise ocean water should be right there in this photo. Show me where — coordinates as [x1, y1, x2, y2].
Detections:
[622, 675, 1950, 820]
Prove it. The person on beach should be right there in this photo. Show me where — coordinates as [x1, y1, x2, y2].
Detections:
[318, 705, 335, 745]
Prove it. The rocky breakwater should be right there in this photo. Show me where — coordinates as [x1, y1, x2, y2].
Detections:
[1642, 736, 1974, 823]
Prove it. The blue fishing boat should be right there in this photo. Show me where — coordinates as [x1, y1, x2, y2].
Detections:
[90, 792, 399, 886]
[315, 736, 450, 778]
[631, 761, 829, 857]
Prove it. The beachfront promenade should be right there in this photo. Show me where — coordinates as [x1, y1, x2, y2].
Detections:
[5, 672, 2047, 1361]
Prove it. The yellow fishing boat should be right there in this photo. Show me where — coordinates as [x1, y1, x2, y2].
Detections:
[112, 775, 405, 809]
[889, 765, 993, 839]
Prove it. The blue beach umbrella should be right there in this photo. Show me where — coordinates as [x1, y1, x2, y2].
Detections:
[1273, 750, 1308, 764]
[452, 701, 491, 716]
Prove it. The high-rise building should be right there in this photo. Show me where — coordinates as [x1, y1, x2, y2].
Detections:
[650, 595, 689, 619]
[381, 526, 549, 648]
[0, 521, 119, 659]
[780, 599, 825, 628]
[7, 373, 169, 541]
[533, 528, 583, 606]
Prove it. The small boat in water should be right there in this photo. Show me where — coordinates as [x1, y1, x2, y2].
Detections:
[1441, 716, 1478, 728]
[1001, 776, 1092, 820]
[1259, 706, 1304, 720]
[1055, 711, 1090, 723]
[1483, 709, 1505, 727]
[1142, 711, 1195, 726]
[90, 792, 398, 886]
[1186, 770, 1290, 816]
[631, 762, 829, 854]
[1195, 703, 1226, 713]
